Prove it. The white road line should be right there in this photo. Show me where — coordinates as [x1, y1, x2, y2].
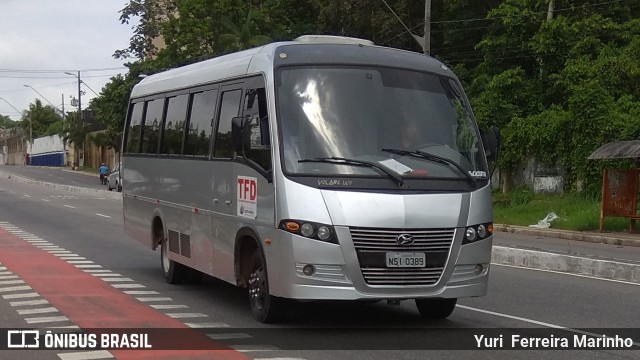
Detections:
[60, 257, 87, 260]
[100, 278, 134, 282]
[136, 297, 173, 302]
[207, 333, 252, 340]
[25, 316, 69, 324]
[74, 265, 103, 269]
[95, 213, 111, 218]
[124, 290, 160, 295]
[57, 350, 114, 360]
[0, 285, 32, 292]
[0, 267, 7, 271]
[111, 283, 145, 289]
[41, 198, 50, 202]
[254, 358, 307, 360]
[3, 292, 39, 299]
[91, 273, 121, 277]
[0, 279, 25, 285]
[67, 261, 95, 264]
[10, 299, 49, 307]
[492, 263, 640, 286]
[0, 275, 19, 280]
[50, 251, 73, 254]
[82, 269, 112, 273]
[17, 307, 59, 315]
[0, 271, 13, 276]
[456, 305, 640, 346]
[166, 313, 208, 319]
[185, 322, 230, 328]
[150, 304, 189, 310]
[24, 194, 31, 198]
[64, 205, 75, 209]
[231, 345, 280, 352]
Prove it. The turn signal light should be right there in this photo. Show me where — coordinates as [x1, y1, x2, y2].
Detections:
[284, 221, 300, 232]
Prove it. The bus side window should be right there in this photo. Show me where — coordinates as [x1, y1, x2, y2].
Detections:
[125, 102, 144, 153]
[213, 89, 242, 159]
[242, 87, 271, 170]
[185, 90, 217, 157]
[160, 95, 188, 155]
[141, 98, 165, 154]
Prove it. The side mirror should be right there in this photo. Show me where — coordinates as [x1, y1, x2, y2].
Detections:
[482, 126, 500, 162]
[232, 116, 251, 156]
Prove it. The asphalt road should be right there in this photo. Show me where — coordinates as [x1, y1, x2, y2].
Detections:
[0, 177, 638, 360]
[0, 165, 106, 190]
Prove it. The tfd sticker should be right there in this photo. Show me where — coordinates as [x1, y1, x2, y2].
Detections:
[237, 176, 257, 219]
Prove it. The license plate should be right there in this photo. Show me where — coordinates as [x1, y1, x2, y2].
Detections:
[385, 252, 426, 268]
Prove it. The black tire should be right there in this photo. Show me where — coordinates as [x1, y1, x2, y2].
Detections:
[415, 298, 457, 319]
[107, 182, 113, 191]
[160, 236, 185, 284]
[117, 183, 122, 192]
[248, 249, 285, 323]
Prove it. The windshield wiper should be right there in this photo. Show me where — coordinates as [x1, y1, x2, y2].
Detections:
[298, 156, 404, 187]
[381, 148, 477, 186]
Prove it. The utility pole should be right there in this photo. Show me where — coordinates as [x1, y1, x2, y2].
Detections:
[547, 0, 555, 21]
[424, 0, 431, 55]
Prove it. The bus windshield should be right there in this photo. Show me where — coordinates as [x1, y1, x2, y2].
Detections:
[276, 66, 488, 182]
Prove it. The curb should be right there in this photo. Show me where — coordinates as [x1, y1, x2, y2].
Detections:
[495, 224, 640, 248]
[492, 245, 640, 284]
[0, 170, 122, 200]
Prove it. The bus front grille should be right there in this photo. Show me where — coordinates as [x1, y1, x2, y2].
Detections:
[349, 227, 455, 286]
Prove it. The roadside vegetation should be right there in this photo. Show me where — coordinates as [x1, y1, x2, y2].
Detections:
[493, 187, 630, 232]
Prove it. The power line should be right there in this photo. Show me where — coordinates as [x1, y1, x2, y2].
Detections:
[0, 67, 127, 73]
[0, 74, 122, 80]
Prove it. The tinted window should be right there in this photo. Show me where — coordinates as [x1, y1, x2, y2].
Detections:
[214, 89, 242, 158]
[185, 90, 217, 156]
[161, 95, 188, 155]
[141, 98, 164, 154]
[125, 102, 144, 153]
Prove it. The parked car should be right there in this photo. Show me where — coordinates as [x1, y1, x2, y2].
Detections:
[107, 163, 122, 192]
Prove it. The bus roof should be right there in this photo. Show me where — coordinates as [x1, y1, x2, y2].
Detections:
[130, 37, 454, 99]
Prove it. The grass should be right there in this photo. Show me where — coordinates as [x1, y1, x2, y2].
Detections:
[493, 192, 630, 232]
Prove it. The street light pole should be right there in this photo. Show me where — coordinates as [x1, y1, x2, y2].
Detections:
[65, 71, 82, 121]
[0, 97, 32, 145]
[23, 85, 63, 114]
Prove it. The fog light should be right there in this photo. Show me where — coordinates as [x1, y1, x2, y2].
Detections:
[303, 264, 315, 276]
[474, 264, 484, 275]
[465, 227, 477, 242]
[317, 226, 331, 241]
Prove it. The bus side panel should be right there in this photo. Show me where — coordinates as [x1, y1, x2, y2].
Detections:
[211, 161, 276, 285]
[123, 156, 216, 275]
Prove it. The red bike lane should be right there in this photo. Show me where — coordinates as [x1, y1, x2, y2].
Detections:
[0, 227, 251, 360]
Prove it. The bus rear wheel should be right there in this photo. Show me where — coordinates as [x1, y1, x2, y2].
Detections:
[415, 298, 457, 319]
[248, 249, 285, 323]
[160, 237, 185, 284]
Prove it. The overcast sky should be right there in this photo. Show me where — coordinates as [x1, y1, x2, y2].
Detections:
[0, 0, 135, 121]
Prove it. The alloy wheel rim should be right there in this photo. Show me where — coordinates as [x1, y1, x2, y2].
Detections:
[248, 268, 266, 311]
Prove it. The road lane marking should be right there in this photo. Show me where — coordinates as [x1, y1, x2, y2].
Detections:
[24, 194, 31, 198]
[167, 313, 208, 319]
[57, 350, 114, 360]
[0, 279, 25, 285]
[124, 290, 160, 295]
[42, 198, 49, 202]
[64, 205, 75, 209]
[136, 297, 173, 302]
[0, 285, 32, 292]
[3, 292, 39, 299]
[95, 213, 111, 218]
[17, 307, 59, 315]
[74, 265, 103, 268]
[100, 278, 134, 282]
[25, 316, 69, 324]
[231, 345, 280, 352]
[492, 263, 640, 286]
[0, 275, 19, 280]
[111, 283, 145, 289]
[10, 299, 49, 307]
[185, 322, 231, 328]
[207, 333, 252, 340]
[150, 304, 189, 309]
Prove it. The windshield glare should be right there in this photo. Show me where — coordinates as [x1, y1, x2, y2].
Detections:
[277, 66, 487, 180]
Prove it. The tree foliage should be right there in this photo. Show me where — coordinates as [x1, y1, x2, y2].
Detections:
[98, 0, 640, 196]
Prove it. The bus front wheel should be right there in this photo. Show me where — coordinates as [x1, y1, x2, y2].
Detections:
[415, 298, 457, 319]
[248, 249, 285, 323]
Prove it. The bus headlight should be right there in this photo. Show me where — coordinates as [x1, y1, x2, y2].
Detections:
[279, 219, 337, 244]
[462, 222, 493, 245]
